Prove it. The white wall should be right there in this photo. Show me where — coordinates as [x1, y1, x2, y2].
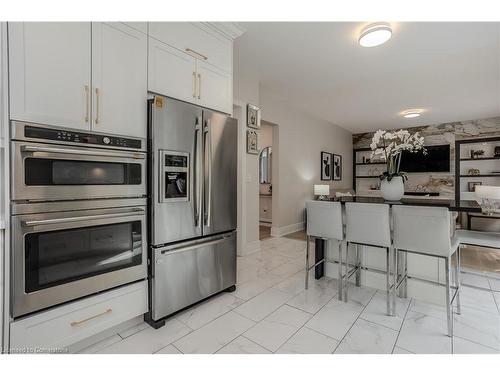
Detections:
[259, 89, 353, 236]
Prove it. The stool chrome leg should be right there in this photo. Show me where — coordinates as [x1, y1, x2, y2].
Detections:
[344, 243, 349, 302]
[445, 256, 453, 337]
[338, 241, 343, 301]
[455, 247, 461, 315]
[386, 247, 390, 316]
[355, 244, 361, 287]
[403, 251, 408, 298]
[392, 248, 397, 316]
[305, 235, 310, 290]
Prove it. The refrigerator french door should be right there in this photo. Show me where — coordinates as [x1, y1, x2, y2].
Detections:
[148, 96, 237, 324]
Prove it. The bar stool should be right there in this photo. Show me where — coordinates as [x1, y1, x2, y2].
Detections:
[345, 202, 393, 315]
[305, 200, 345, 299]
[392, 205, 461, 337]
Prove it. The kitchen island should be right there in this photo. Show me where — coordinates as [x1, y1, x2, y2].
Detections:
[311, 197, 482, 306]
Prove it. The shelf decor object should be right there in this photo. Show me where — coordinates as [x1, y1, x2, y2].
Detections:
[314, 184, 330, 200]
[321, 151, 332, 180]
[333, 154, 342, 181]
[369, 129, 426, 201]
[475, 185, 500, 215]
[246, 103, 261, 129]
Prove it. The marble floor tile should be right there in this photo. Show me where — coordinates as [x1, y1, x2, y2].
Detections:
[396, 310, 452, 354]
[392, 346, 414, 354]
[409, 299, 447, 320]
[458, 285, 499, 315]
[268, 262, 304, 279]
[216, 336, 271, 354]
[77, 334, 122, 354]
[243, 305, 312, 352]
[488, 277, 500, 292]
[173, 311, 255, 354]
[360, 291, 411, 331]
[233, 274, 283, 300]
[453, 336, 499, 354]
[276, 327, 339, 354]
[335, 318, 398, 354]
[453, 306, 500, 350]
[273, 272, 308, 296]
[343, 283, 377, 307]
[237, 265, 268, 285]
[117, 322, 149, 339]
[286, 280, 337, 314]
[176, 293, 244, 330]
[305, 299, 364, 341]
[494, 292, 500, 313]
[234, 288, 293, 322]
[98, 318, 192, 354]
[154, 345, 183, 354]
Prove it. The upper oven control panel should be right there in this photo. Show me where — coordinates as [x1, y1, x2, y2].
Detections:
[22, 125, 143, 150]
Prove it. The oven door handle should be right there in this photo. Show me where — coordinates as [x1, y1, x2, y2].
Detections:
[21, 145, 146, 160]
[22, 208, 146, 227]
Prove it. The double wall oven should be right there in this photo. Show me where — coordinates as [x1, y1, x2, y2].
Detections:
[10, 121, 148, 318]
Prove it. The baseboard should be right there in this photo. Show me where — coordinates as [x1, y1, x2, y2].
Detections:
[271, 222, 305, 237]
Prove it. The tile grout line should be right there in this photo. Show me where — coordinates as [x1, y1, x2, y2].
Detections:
[331, 286, 378, 354]
[391, 297, 412, 354]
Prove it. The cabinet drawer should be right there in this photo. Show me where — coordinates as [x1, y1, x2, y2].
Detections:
[10, 281, 147, 352]
[149, 22, 232, 72]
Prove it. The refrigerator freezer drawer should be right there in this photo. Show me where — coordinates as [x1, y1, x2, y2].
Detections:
[151, 232, 236, 320]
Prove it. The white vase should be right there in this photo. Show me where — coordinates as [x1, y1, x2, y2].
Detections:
[380, 176, 404, 201]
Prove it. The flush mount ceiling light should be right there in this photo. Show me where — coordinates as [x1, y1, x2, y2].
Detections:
[402, 109, 422, 119]
[358, 22, 392, 47]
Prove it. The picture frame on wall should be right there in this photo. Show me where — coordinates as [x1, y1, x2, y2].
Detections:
[468, 181, 482, 192]
[333, 154, 342, 181]
[321, 152, 332, 180]
[247, 130, 259, 154]
[247, 104, 261, 129]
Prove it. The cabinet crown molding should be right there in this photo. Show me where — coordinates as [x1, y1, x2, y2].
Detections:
[205, 22, 246, 40]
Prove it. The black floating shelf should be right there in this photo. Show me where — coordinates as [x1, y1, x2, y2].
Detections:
[459, 174, 500, 177]
[355, 176, 380, 178]
[460, 157, 499, 161]
[355, 162, 386, 165]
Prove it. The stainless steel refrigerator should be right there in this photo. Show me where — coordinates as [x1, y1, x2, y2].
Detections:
[147, 95, 237, 326]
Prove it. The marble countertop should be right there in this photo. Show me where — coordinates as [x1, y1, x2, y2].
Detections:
[317, 196, 481, 212]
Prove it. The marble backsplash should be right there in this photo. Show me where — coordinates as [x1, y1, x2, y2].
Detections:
[352, 116, 500, 197]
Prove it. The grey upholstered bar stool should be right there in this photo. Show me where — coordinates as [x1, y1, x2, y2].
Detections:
[345, 202, 394, 315]
[392, 205, 461, 337]
[305, 201, 345, 299]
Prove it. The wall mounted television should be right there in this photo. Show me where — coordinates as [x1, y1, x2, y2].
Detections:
[400, 144, 450, 173]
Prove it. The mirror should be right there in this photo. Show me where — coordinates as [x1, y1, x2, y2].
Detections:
[259, 146, 272, 184]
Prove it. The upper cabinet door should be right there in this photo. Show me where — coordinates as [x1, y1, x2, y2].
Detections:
[196, 60, 232, 115]
[8, 22, 91, 130]
[148, 37, 197, 104]
[91, 23, 147, 138]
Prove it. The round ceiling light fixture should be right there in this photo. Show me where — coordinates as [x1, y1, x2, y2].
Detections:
[358, 22, 392, 47]
[402, 109, 422, 119]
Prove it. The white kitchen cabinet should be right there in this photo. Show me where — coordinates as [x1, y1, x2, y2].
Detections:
[148, 37, 197, 104]
[8, 22, 92, 130]
[92, 23, 147, 138]
[122, 22, 148, 34]
[196, 60, 232, 114]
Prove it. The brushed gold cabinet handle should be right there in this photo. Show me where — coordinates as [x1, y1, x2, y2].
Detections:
[70, 308, 112, 327]
[84, 85, 89, 123]
[197, 73, 201, 99]
[95, 88, 100, 125]
[185, 48, 207, 61]
[192, 72, 196, 98]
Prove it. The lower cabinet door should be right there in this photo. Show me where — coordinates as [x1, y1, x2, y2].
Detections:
[9, 281, 147, 352]
[152, 232, 236, 320]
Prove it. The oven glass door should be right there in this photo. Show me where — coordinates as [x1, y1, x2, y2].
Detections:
[24, 221, 143, 293]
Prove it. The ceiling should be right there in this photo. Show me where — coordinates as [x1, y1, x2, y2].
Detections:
[234, 22, 500, 133]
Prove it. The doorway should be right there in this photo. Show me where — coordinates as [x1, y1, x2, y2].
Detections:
[259, 120, 276, 240]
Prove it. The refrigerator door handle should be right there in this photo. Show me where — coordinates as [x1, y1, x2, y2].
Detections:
[204, 120, 212, 227]
[193, 117, 202, 228]
[159, 233, 232, 255]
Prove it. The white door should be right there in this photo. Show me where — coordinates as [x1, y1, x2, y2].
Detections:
[196, 61, 232, 114]
[8, 22, 91, 130]
[148, 38, 197, 104]
[91, 23, 147, 138]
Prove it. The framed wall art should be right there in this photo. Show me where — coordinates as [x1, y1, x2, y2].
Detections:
[247, 130, 259, 154]
[333, 154, 342, 181]
[321, 152, 332, 180]
[247, 104, 261, 129]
